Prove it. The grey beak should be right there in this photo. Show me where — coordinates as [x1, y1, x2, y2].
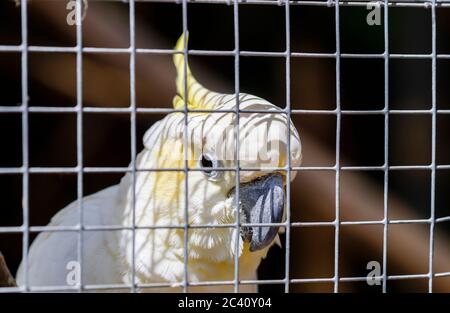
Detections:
[232, 174, 285, 252]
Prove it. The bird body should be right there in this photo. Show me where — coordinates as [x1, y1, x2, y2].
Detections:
[16, 184, 262, 292]
[16, 33, 302, 292]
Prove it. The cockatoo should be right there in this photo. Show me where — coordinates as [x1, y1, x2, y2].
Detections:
[16, 33, 302, 292]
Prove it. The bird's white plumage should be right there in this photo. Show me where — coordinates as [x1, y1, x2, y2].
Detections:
[16, 186, 126, 289]
[16, 34, 302, 292]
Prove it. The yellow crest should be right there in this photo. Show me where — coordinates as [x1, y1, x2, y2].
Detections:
[172, 32, 222, 110]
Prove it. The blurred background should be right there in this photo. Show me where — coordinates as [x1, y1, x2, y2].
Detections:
[0, 0, 450, 292]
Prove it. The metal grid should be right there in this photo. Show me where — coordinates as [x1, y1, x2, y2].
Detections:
[0, 0, 449, 293]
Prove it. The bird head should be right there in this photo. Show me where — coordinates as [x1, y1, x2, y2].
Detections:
[119, 33, 302, 270]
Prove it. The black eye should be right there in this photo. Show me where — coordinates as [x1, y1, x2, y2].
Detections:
[201, 154, 214, 173]
[200, 154, 223, 180]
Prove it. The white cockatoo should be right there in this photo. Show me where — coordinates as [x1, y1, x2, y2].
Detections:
[16, 33, 302, 292]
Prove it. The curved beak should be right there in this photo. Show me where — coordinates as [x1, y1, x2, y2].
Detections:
[231, 174, 285, 252]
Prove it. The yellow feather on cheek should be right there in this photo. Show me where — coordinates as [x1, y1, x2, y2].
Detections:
[148, 138, 197, 210]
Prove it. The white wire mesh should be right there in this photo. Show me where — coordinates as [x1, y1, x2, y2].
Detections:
[0, 0, 449, 293]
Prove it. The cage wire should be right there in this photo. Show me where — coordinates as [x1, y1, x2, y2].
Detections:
[0, 0, 449, 293]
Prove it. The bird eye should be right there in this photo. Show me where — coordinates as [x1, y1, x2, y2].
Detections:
[200, 154, 223, 180]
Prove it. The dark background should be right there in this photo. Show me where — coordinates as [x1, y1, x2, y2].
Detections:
[0, 0, 450, 292]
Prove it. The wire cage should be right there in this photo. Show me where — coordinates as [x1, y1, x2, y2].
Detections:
[0, 0, 450, 293]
